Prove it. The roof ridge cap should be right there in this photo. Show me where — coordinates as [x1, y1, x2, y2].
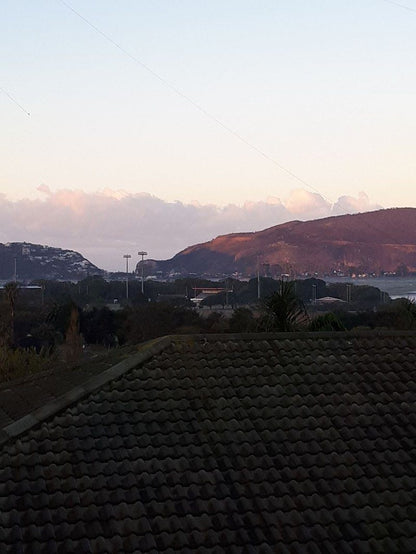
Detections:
[167, 330, 416, 341]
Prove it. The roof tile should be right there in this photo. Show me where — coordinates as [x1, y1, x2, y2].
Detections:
[1, 333, 416, 551]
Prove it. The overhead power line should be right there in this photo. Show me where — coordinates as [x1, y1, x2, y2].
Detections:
[58, 0, 415, 250]
[53, 0, 416, 255]
[57, 1, 413, 250]
[58, 0, 330, 203]
[0, 87, 30, 116]
[381, 0, 416, 14]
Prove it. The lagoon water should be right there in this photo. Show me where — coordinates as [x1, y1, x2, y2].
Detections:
[391, 292, 416, 302]
[324, 276, 416, 301]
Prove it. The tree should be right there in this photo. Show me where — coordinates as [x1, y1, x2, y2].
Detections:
[376, 298, 416, 330]
[260, 280, 308, 332]
[62, 305, 83, 363]
[81, 307, 118, 347]
[122, 303, 202, 343]
[4, 282, 19, 345]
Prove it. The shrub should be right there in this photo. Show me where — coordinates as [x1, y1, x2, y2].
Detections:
[229, 307, 258, 333]
[0, 346, 54, 383]
[309, 313, 346, 332]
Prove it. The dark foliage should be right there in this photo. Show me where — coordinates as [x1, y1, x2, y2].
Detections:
[228, 307, 258, 333]
[122, 303, 202, 343]
[260, 280, 308, 332]
[81, 307, 118, 347]
[309, 313, 346, 332]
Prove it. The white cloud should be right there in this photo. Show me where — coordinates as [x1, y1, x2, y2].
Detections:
[285, 189, 330, 218]
[332, 192, 379, 215]
[0, 188, 382, 270]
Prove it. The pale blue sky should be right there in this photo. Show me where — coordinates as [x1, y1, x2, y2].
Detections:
[1, 0, 416, 208]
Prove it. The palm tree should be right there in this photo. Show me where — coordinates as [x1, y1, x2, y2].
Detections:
[261, 280, 308, 332]
[4, 281, 19, 345]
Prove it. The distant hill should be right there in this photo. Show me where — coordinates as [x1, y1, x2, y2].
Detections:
[150, 208, 416, 277]
[0, 242, 103, 282]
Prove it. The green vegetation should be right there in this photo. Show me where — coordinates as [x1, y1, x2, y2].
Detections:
[229, 308, 258, 333]
[308, 313, 346, 332]
[3, 281, 19, 346]
[0, 275, 414, 383]
[0, 345, 53, 382]
[260, 280, 308, 332]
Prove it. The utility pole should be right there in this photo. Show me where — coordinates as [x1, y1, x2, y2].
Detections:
[138, 251, 147, 295]
[257, 256, 261, 300]
[123, 254, 131, 300]
[346, 284, 352, 304]
[40, 281, 45, 307]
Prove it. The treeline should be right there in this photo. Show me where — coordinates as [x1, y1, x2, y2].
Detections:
[5, 274, 391, 310]
[2, 275, 414, 349]
[1, 276, 415, 382]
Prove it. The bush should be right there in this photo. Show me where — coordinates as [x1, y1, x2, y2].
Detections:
[229, 308, 258, 333]
[81, 307, 118, 347]
[201, 312, 228, 333]
[374, 298, 416, 330]
[309, 313, 346, 332]
[0, 346, 54, 383]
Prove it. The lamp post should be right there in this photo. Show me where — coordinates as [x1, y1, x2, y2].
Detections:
[123, 254, 131, 300]
[256, 255, 262, 300]
[138, 251, 147, 295]
[346, 283, 352, 304]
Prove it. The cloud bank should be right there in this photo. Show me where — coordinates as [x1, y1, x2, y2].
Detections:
[0, 187, 381, 270]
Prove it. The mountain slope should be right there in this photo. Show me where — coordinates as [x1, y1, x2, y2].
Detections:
[152, 208, 416, 276]
[0, 242, 103, 281]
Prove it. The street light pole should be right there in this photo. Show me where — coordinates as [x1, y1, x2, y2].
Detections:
[123, 254, 131, 300]
[312, 284, 317, 304]
[257, 256, 261, 300]
[138, 251, 147, 295]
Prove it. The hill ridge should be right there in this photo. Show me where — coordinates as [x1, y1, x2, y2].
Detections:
[0, 242, 103, 281]
[151, 208, 416, 277]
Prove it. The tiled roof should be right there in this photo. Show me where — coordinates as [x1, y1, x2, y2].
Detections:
[1, 332, 416, 552]
[0, 345, 141, 430]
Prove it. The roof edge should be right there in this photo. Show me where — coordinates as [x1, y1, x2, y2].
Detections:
[166, 329, 416, 341]
[2, 329, 415, 448]
[0, 336, 172, 448]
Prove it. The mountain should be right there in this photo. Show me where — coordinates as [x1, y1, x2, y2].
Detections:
[149, 208, 416, 277]
[0, 242, 103, 282]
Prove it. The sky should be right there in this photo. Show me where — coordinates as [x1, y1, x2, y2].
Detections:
[1, 0, 415, 270]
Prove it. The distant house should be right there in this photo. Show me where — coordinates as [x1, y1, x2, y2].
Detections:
[1, 331, 416, 552]
[315, 296, 347, 305]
